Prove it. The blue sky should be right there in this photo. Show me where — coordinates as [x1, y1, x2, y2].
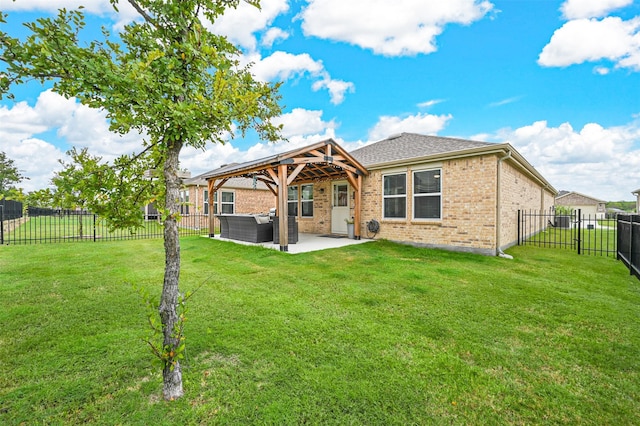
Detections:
[1, 0, 640, 201]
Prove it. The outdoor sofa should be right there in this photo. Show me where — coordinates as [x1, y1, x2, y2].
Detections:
[216, 214, 273, 243]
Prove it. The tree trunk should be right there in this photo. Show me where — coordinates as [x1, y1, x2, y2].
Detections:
[159, 141, 184, 400]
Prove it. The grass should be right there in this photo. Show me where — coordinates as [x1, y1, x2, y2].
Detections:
[3, 214, 206, 244]
[523, 226, 617, 255]
[1, 237, 639, 424]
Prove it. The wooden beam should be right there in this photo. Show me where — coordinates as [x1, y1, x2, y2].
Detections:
[277, 164, 289, 252]
[345, 171, 358, 189]
[212, 177, 230, 192]
[266, 167, 279, 184]
[354, 173, 363, 239]
[287, 164, 306, 186]
[331, 160, 357, 174]
[291, 157, 326, 165]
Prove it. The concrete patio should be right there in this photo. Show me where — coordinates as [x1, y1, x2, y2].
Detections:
[210, 233, 374, 254]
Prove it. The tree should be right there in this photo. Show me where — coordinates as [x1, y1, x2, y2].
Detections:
[0, 151, 27, 198]
[24, 188, 55, 209]
[0, 1, 282, 400]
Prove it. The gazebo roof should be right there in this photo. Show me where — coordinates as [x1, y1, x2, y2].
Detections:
[197, 138, 368, 186]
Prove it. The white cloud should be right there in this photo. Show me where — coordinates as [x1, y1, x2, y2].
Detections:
[417, 99, 445, 108]
[2, 0, 140, 31]
[0, 90, 147, 191]
[207, 0, 289, 51]
[488, 96, 522, 107]
[538, 17, 640, 70]
[250, 51, 324, 81]
[489, 119, 640, 200]
[261, 28, 290, 48]
[311, 78, 355, 105]
[300, 0, 493, 56]
[560, 0, 633, 19]
[272, 108, 337, 138]
[1, 0, 112, 14]
[182, 108, 344, 176]
[250, 51, 355, 104]
[368, 113, 453, 141]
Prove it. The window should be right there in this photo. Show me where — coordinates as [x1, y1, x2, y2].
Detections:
[287, 186, 298, 216]
[334, 183, 348, 207]
[383, 173, 406, 219]
[203, 190, 209, 215]
[180, 190, 190, 215]
[301, 184, 314, 217]
[213, 191, 218, 215]
[220, 191, 234, 214]
[413, 169, 441, 219]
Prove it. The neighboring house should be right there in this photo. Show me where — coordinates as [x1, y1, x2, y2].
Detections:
[197, 133, 556, 255]
[182, 175, 276, 229]
[143, 169, 192, 220]
[554, 191, 606, 219]
[633, 188, 640, 213]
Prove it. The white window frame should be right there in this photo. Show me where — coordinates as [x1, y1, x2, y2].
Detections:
[287, 185, 298, 217]
[180, 190, 190, 215]
[300, 184, 314, 218]
[220, 190, 235, 214]
[412, 168, 442, 221]
[382, 172, 407, 219]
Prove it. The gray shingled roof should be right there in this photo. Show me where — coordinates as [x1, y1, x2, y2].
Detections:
[349, 133, 493, 167]
[183, 176, 271, 190]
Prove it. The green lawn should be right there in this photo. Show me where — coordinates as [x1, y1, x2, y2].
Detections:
[522, 226, 617, 255]
[1, 237, 639, 425]
[3, 215, 206, 244]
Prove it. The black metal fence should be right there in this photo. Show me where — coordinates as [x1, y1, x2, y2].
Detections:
[1, 207, 209, 245]
[617, 215, 640, 280]
[517, 209, 617, 257]
[0, 199, 23, 220]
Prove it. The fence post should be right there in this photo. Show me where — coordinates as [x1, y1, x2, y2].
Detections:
[0, 204, 4, 245]
[517, 210, 521, 245]
[630, 215, 634, 276]
[93, 214, 97, 242]
[577, 209, 582, 255]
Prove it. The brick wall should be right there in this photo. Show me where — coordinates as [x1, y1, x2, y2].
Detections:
[185, 185, 276, 230]
[358, 153, 553, 255]
[298, 182, 332, 234]
[359, 155, 499, 254]
[499, 161, 555, 250]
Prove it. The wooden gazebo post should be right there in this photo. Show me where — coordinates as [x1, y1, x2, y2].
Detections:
[207, 179, 215, 238]
[277, 164, 289, 251]
[345, 171, 364, 240]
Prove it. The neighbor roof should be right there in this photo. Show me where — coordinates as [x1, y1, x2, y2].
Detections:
[184, 176, 270, 191]
[349, 133, 493, 167]
[555, 191, 606, 204]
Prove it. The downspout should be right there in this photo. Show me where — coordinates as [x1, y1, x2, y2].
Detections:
[496, 149, 513, 259]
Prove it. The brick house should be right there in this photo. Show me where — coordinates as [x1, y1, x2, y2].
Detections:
[198, 133, 556, 255]
[182, 175, 276, 230]
[554, 191, 606, 218]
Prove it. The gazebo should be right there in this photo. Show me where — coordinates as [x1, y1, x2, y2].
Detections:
[200, 139, 369, 251]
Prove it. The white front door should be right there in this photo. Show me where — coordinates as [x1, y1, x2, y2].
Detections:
[331, 181, 350, 234]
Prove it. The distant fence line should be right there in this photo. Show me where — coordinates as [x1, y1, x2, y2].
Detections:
[517, 209, 617, 257]
[617, 215, 640, 280]
[518, 209, 640, 281]
[1, 206, 209, 245]
[0, 199, 23, 220]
